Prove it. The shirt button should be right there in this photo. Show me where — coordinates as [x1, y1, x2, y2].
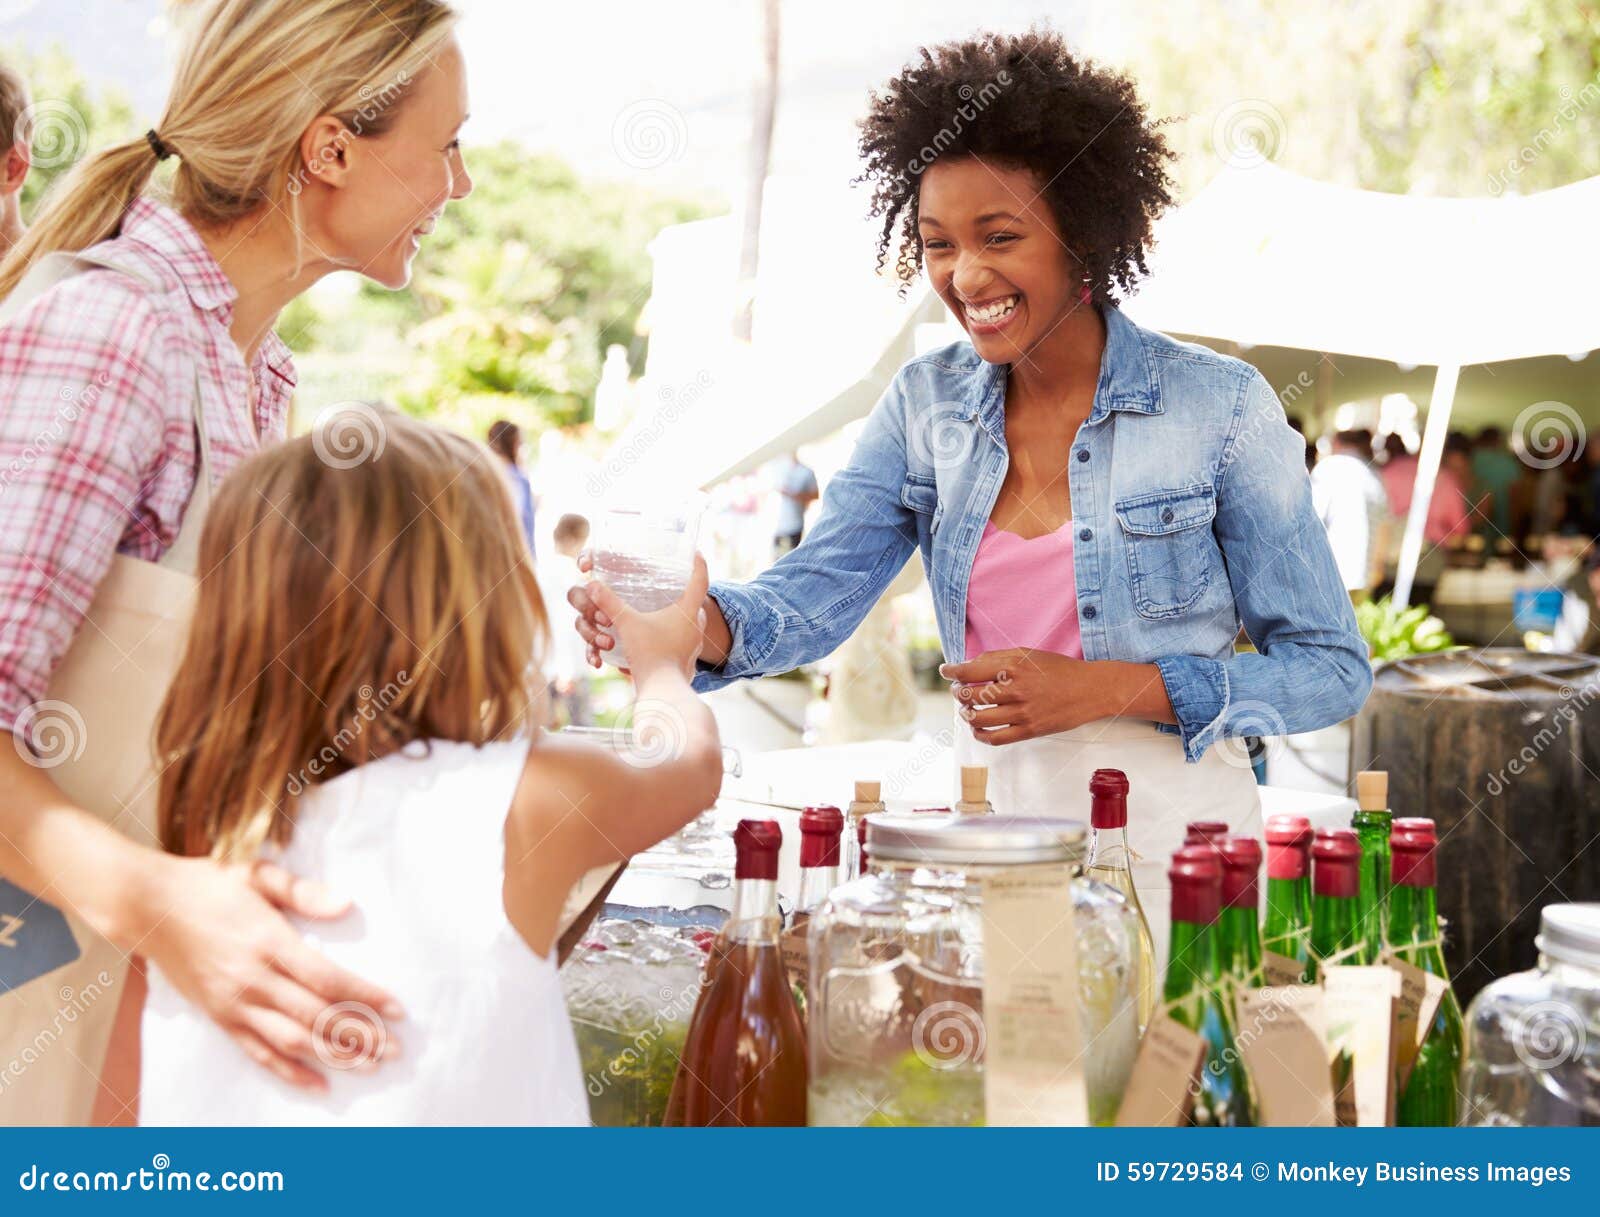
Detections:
[1078, 528, 1092, 542]
[1076, 448, 1090, 463]
[1162, 507, 1175, 523]
[1083, 604, 1097, 620]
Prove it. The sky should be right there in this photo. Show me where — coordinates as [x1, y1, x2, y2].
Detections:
[0, 0, 1115, 202]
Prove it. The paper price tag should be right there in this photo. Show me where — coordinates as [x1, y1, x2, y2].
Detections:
[1234, 985, 1336, 1126]
[1323, 965, 1401, 1127]
[1261, 949, 1310, 988]
[980, 866, 1087, 1126]
[1114, 1014, 1207, 1126]
[1383, 950, 1450, 1089]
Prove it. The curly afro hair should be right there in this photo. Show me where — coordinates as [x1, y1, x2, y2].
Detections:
[857, 27, 1177, 305]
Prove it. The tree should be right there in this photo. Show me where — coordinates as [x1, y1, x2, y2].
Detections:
[1121, 0, 1600, 198]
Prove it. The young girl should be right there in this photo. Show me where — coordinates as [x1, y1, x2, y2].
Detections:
[137, 410, 721, 1124]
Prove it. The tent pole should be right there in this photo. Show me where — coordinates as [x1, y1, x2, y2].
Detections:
[1392, 362, 1461, 609]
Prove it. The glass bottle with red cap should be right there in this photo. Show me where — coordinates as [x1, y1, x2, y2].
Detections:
[783, 805, 844, 1016]
[664, 819, 807, 1126]
[1185, 819, 1229, 848]
[1163, 845, 1253, 1126]
[1085, 768, 1156, 1030]
[1387, 819, 1464, 1126]
[1217, 835, 1263, 988]
[1309, 828, 1362, 981]
[1262, 814, 1313, 980]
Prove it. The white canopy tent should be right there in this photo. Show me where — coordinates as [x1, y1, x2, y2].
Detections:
[609, 163, 1600, 605]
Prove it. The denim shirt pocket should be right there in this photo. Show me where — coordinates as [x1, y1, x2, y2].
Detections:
[1113, 483, 1217, 619]
[901, 472, 945, 537]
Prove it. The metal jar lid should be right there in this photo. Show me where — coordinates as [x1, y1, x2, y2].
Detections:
[865, 813, 1087, 867]
[1537, 903, 1600, 970]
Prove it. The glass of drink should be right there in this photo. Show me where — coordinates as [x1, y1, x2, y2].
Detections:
[591, 498, 704, 669]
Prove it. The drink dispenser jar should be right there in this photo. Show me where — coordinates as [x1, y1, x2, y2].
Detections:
[1459, 903, 1600, 1126]
[806, 814, 1141, 1126]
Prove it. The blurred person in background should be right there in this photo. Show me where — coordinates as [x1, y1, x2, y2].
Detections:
[0, 61, 32, 255]
[771, 449, 819, 557]
[1313, 429, 1392, 596]
[488, 419, 536, 555]
[1472, 425, 1520, 541]
[1286, 414, 1315, 473]
[537, 513, 593, 727]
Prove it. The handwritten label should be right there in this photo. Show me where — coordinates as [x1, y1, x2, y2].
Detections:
[1384, 950, 1450, 1090]
[1234, 986, 1336, 1126]
[980, 866, 1087, 1126]
[1262, 949, 1310, 987]
[1115, 1015, 1207, 1127]
[1323, 965, 1400, 1127]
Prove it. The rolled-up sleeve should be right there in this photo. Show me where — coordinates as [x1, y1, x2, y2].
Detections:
[694, 380, 921, 694]
[1157, 372, 1374, 761]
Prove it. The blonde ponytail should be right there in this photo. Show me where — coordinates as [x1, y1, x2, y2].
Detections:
[0, 0, 456, 301]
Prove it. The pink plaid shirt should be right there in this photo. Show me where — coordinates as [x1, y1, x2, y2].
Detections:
[0, 198, 295, 731]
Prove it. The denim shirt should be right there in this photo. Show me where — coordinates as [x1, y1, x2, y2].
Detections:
[695, 305, 1372, 761]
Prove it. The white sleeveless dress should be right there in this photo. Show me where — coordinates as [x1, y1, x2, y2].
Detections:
[140, 739, 590, 1126]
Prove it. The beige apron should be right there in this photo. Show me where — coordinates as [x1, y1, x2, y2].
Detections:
[959, 711, 1263, 971]
[0, 251, 211, 1126]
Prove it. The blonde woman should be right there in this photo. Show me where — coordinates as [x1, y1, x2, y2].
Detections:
[0, 0, 472, 1124]
[137, 413, 719, 1125]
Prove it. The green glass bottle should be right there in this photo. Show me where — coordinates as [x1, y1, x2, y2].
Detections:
[1309, 828, 1362, 981]
[1163, 846, 1253, 1127]
[1217, 835, 1263, 990]
[1352, 770, 1394, 963]
[1388, 820, 1464, 1126]
[1262, 815, 1313, 981]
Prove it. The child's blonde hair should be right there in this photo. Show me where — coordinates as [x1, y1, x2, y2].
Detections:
[157, 408, 549, 861]
[0, 0, 456, 299]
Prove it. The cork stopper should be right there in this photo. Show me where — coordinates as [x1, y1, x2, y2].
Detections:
[1356, 769, 1388, 811]
[854, 780, 881, 804]
[960, 766, 987, 804]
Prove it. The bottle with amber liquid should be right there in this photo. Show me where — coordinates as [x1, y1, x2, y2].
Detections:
[665, 820, 807, 1126]
[1084, 768, 1156, 1031]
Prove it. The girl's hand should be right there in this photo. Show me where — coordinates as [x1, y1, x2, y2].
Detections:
[567, 550, 616, 670]
[941, 649, 1111, 745]
[584, 554, 710, 680]
[138, 854, 404, 1090]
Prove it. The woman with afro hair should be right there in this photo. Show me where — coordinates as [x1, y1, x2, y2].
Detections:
[574, 28, 1369, 962]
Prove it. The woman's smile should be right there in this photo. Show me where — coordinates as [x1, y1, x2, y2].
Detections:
[961, 291, 1024, 335]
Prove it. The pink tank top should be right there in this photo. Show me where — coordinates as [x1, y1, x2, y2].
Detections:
[963, 521, 1084, 660]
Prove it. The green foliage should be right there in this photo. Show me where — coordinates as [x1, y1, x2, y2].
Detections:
[1357, 597, 1457, 662]
[5, 43, 137, 215]
[1126, 0, 1600, 197]
[291, 141, 712, 436]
